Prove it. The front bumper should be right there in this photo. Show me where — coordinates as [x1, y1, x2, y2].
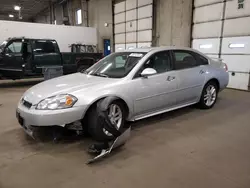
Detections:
[16, 102, 88, 128]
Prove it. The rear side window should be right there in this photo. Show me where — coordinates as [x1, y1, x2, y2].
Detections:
[197, 55, 209, 65]
[33, 40, 58, 53]
[173, 51, 198, 70]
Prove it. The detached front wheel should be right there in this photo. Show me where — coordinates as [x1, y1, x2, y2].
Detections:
[198, 81, 218, 109]
[87, 100, 126, 141]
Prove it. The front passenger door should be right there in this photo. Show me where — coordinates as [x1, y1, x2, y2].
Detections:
[132, 51, 178, 118]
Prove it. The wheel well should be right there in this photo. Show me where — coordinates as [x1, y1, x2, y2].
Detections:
[82, 97, 129, 129]
[207, 78, 220, 90]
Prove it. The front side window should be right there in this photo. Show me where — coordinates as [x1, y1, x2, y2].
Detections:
[136, 51, 172, 77]
[85, 52, 146, 78]
[173, 51, 198, 70]
[33, 40, 58, 53]
[6, 41, 22, 53]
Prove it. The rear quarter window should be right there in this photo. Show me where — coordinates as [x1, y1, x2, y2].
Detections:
[197, 55, 209, 65]
[33, 40, 59, 53]
[173, 51, 197, 70]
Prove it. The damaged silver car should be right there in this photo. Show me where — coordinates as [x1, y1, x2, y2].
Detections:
[16, 47, 229, 141]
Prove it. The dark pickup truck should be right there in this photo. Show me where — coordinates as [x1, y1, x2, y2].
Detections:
[0, 37, 103, 79]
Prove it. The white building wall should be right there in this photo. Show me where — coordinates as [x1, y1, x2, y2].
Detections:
[192, 0, 250, 91]
[0, 20, 97, 52]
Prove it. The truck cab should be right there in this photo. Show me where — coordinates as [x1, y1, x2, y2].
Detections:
[0, 38, 62, 79]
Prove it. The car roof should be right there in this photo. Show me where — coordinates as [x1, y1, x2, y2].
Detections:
[123, 46, 198, 53]
[8, 37, 55, 41]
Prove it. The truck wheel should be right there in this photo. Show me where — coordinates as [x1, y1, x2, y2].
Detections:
[87, 100, 127, 141]
[77, 65, 88, 72]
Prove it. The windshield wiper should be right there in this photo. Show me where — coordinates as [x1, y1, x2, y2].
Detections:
[92, 73, 109, 78]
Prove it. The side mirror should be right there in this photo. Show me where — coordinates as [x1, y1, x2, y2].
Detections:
[140, 68, 157, 78]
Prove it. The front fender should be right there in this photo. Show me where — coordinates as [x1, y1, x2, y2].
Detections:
[78, 94, 133, 121]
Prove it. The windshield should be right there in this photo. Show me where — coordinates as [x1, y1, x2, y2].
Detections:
[0, 41, 8, 52]
[84, 52, 146, 78]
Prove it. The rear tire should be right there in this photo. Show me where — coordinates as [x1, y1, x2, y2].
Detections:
[198, 81, 218, 109]
[87, 100, 127, 141]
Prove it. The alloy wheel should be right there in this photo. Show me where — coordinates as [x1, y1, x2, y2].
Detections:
[204, 85, 217, 107]
[103, 104, 123, 136]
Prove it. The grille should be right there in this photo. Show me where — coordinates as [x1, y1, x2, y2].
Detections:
[22, 99, 32, 109]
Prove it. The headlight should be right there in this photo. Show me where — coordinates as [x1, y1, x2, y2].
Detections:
[36, 94, 78, 110]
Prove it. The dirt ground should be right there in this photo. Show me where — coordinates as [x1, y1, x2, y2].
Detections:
[0, 79, 250, 188]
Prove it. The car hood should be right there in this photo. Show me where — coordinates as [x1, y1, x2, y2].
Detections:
[23, 73, 117, 104]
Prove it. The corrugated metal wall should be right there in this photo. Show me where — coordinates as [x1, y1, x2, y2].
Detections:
[192, 0, 250, 91]
[114, 0, 153, 52]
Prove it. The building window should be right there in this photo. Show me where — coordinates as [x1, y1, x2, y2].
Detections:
[238, 0, 244, 9]
[76, 9, 82, 25]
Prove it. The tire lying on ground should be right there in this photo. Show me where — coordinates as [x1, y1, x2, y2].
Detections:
[87, 98, 127, 142]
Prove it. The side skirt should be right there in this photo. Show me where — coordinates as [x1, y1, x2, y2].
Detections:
[132, 102, 198, 121]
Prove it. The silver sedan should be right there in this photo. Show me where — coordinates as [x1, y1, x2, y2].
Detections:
[16, 47, 229, 140]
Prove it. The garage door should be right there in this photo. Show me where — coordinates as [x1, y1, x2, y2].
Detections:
[114, 0, 153, 52]
[192, 0, 250, 91]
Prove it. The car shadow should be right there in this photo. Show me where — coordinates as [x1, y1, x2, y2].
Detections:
[20, 105, 199, 160]
[130, 105, 196, 130]
[14, 97, 226, 165]
[26, 99, 224, 144]
[32, 105, 196, 143]
[130, 97, 225, 134]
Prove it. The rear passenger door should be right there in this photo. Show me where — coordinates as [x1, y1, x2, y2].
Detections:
[172, 50, 208, 105]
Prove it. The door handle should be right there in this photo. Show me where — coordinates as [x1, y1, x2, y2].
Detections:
[167, 76, 175, 81]
[200, 70, 205, 74]
[5, 54, 13, 58]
